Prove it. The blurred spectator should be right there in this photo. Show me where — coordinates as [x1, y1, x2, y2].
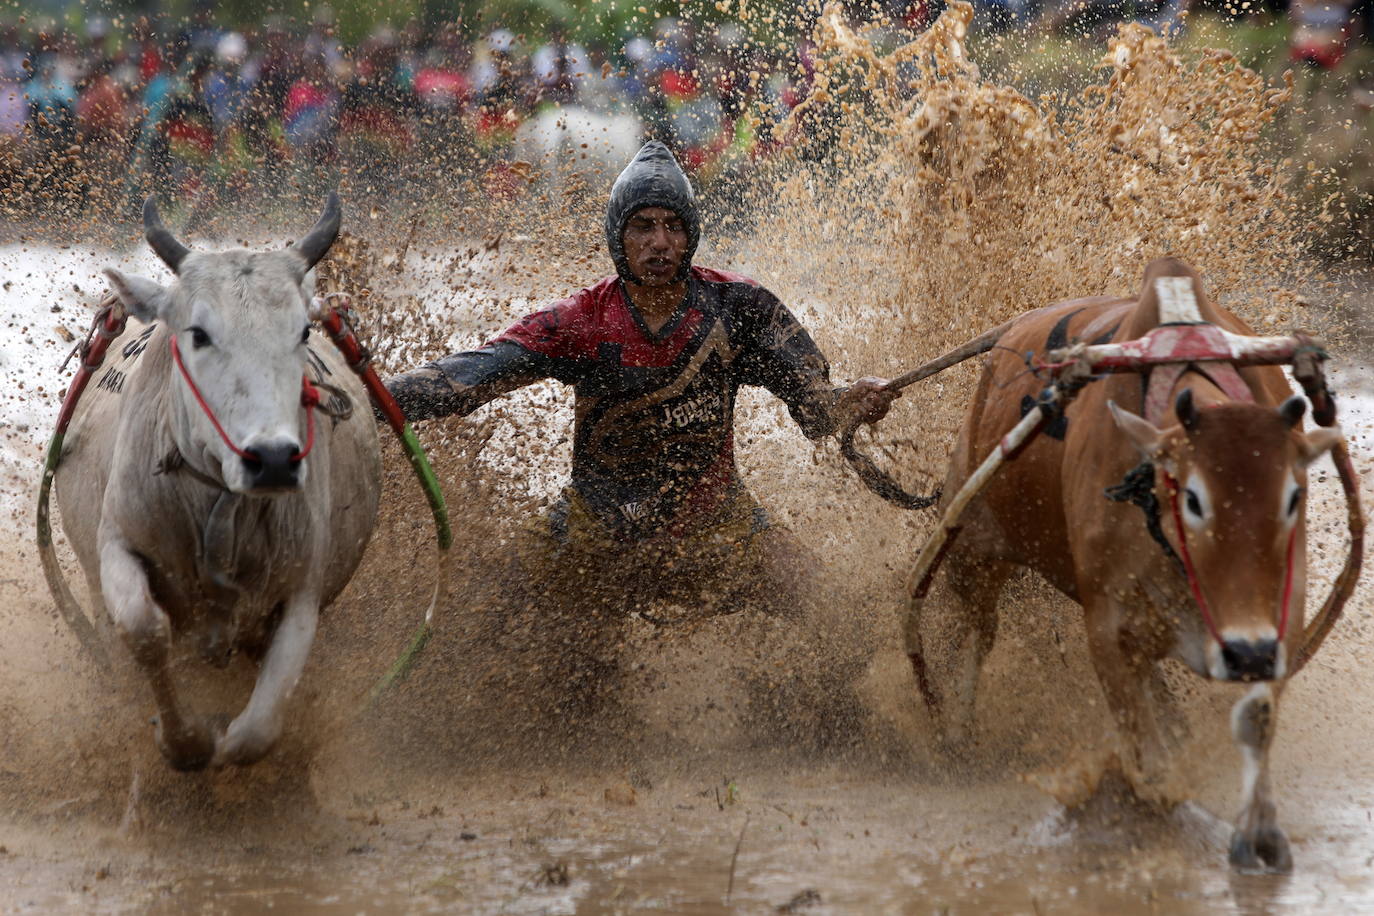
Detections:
[338, 27, 416, 189]
[1290, 0, 1354, 68]
[532, 28, 588, 105]
[304, 6, 346, 73]
[284, 54, 339, 157]
[204, 32, 250, 132]
[26, 51, 79, 208]
[0, 6, 953, 219]
[471, 28, 529, 157]
[0, 24, 26, 148]
[27, 52, 77, 151]
[414, 24, 471, 114]
[155, 53, 218, 196]
[76, 56, 131, 146]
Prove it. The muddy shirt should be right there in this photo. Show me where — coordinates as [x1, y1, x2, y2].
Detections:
[388, 266, 841, 539]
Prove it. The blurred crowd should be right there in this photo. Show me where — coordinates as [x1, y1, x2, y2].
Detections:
[0, 0, 1369, 222]
[0, 7, 879, 221]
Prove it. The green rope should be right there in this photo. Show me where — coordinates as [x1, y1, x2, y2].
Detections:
[400, 422, 452, 551]
[36, 431, 64, 549]
[369, 622, 432, 702]
[369, 421, 451, 700]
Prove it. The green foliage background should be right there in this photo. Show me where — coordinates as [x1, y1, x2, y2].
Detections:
[9, 0, 818, 47]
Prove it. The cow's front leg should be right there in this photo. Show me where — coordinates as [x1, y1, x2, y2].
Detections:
[212, 590, 319, 767]
[917, 554, 1012, 749]
[101, 538, 216, 770]
[1084, 602, 1170, 792]
[1229, 683, 1292, 872]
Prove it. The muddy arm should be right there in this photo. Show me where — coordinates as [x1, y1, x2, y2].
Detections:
[384, 341, 554, 423]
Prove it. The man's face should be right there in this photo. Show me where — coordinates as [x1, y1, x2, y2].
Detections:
[622, 206, 688, 287]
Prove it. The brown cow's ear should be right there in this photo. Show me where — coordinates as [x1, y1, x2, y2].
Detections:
[1279, 396, 1306, 428]
[1109, 400, 1164, 459]
[1175, 388, 1200, 432]
[1297, 426, 1343, 468]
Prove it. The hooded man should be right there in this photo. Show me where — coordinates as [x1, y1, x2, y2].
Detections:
[384, 142, 896, 698]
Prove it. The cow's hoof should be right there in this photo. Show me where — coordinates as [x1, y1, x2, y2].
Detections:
[153, 716, 217, 772]
[211, 718, 279, 768]
[1229, 826, 1293, 873]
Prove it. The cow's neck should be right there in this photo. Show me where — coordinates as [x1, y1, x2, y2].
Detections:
[156, 442, 225, 491]
[199, 490, 246, 615]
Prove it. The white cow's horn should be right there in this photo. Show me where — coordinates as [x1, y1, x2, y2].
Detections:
[292, 192, 342, 270]
[143, 198, 190, 273]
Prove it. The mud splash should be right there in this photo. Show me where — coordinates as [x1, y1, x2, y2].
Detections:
[1, 5, 1372, 912]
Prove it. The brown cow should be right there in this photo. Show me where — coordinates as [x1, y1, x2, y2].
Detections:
[909, 258, 1343, 871]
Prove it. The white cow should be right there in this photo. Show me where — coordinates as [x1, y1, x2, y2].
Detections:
[54, 196, 382, 770]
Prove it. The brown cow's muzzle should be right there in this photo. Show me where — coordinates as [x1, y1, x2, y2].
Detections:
[1220, 635, 1280, 682]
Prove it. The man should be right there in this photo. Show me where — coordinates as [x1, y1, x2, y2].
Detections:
[385, 141, 896, 707]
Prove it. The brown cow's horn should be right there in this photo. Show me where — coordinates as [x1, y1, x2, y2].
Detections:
[1279, 395, 1306, 428]
[143, 198, 190, 273]
[291, 192, 342, 270]
[1176, 388, 1199, 431]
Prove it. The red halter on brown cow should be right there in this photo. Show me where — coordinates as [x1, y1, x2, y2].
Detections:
[842, 257, 1364, 873]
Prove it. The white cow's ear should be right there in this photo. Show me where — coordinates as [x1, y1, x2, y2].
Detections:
[1297, 426, 1343, 468]
[1109, 399, 1164, 459]
[104, 268, 169, 324]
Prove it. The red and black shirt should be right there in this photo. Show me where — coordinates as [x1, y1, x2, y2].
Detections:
[387, 266, 841, 539]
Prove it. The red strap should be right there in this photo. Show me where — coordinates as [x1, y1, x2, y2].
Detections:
[293, 376, 320, 462]
[1163, 471, 1225, 648]
[170, 334, 317, 464]
[1278, 525, 1297, 642]
[1164, 470, 1299, 649]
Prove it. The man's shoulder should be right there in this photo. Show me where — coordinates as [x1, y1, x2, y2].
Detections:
[556, 275, 624, 311]
[691, 265, 764, 289]
[491, 277, 624, 358]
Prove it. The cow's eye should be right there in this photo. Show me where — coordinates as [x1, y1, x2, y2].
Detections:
[1185, 488, 1203, 519]
[300, 325, 311, 345]
[189, 326, 212, 349]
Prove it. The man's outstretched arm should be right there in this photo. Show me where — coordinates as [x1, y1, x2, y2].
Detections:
[741, 290, 899, 438]
[384, 340, 552, 422]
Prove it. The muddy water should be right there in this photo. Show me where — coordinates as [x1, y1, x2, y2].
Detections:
[4, 7, 1374, 913]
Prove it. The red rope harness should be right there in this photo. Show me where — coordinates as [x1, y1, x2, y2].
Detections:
[1278, 524, 1298, 642]
[1163, 469, 1299, 649]
[1163, 470, 1225, 648]
[169, 334, 320, 464]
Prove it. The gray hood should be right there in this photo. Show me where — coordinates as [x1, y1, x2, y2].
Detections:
[605, 140, 700, 284]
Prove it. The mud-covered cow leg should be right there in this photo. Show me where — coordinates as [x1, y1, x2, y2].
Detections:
[912, 554, 1012, 747]
[212, 589, 320, 767]
[100, 535, 216, 771]
[1084, 598, 1171, 789]
[1229, 683, 1292, 873]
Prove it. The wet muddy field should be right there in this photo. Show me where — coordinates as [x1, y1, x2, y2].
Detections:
[2, 237, 1371, 912]
[4, 10, 1374, 913]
